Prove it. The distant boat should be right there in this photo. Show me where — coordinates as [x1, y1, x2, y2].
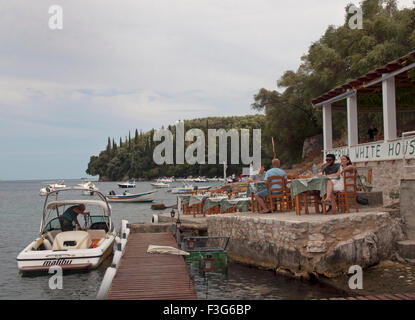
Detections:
[171, 184, 211, 194]
[157, 177, 174, 183]
[151, 178, 170, 188]
[118, 179, 136, 188]
[77, 181, 99, 196]
[106, 190, 157, 202]
[39, 180, 66, 196]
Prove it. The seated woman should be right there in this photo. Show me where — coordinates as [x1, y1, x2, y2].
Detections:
[322, 155, 354, 214]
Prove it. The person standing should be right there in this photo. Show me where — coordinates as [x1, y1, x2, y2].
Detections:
[368, 124, 379, 141]
[60, 204, 89, 231]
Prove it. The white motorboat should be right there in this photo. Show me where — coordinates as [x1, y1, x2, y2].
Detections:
[171, 184, 211, 194]
[193, 177, 208, 183]
[171, 184, 194, 194]
[39, 184, 55, 196]
[39, 180, 66, 196]
[17, 188, 116, 273]
[118, 179, 136, 188]
[106, 189, 157, 202]
[157, 177, 174, 183]
[151, 179, 170, 188]
[77, 181, 99, 196]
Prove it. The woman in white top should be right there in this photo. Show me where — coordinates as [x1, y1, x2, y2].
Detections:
[322, 155, 354, 214]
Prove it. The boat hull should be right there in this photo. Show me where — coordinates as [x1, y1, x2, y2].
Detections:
[17, 236, 115, 273]
[106, 190, 157, 202]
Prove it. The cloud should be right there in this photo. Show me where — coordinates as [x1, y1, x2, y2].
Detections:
[1, 0, 387, 179]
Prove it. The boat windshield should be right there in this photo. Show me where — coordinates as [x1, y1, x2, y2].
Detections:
[43, 215, 111, 233]
[40, 188, 112, 234]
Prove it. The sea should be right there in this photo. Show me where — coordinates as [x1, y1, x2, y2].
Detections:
[0, 179, 343, 300]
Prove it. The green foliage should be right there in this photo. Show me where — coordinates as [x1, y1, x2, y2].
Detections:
[252, 0, 415, 165]
[86, 115, 268, 180]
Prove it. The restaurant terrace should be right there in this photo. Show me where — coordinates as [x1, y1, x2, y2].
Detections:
[312, 51, 415, 205]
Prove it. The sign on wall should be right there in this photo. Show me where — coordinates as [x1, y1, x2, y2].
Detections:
[325, 137, 415, 162]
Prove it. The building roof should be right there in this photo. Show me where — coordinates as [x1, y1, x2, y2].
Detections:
[312, 51, 415, 108]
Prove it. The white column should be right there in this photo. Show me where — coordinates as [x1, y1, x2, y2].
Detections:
[382, 75, 397, 141]
[347, 92, 359, 146]
[322, 103, 333, 150]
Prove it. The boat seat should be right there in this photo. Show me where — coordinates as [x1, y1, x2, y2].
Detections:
[52, 231, 91, 250]
[42, 238, 53, 250]
[87, 229, 106, 240]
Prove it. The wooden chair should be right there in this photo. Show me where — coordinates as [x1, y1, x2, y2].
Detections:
[285, 174, 298, 211]
[183, 190, 204, 217]
[265, 176, 286, 213]
[334, 169, 359, 213]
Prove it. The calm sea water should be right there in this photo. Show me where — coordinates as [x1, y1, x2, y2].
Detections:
[0, 179, 341, 300]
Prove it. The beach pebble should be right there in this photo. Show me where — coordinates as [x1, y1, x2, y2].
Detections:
[399, 276, 405, 278]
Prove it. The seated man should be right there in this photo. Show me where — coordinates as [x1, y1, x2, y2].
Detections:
[321, 154, 340, 175]
[60, 204, 89, 231]
[255, 158, 287, 213]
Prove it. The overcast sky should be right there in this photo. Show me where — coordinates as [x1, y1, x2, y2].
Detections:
[0, 0, 413, 180]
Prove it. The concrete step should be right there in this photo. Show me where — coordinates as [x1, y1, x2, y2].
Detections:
[396, 240, 415, 259]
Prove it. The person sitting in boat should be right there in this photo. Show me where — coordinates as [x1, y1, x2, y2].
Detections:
[108, 190, 115, 195]
[255, 158, 287, 214]
[60, 204, 89, 231]
[321, 155, 354, 214]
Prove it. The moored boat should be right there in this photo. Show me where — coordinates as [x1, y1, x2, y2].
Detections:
[106, 189, 157, 202]
[77, 181, 99, 195]
[17, 188, 116, 273]
[118, 179, 136, 188]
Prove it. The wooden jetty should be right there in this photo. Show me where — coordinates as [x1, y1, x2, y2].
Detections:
[106, 232, 198, 300]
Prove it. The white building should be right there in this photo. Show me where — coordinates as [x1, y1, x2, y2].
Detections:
[312, 51, 415, 205]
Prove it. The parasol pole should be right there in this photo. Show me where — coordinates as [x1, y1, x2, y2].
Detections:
[271, 137, 276, 159]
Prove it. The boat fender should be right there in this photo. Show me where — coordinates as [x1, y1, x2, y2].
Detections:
[120, 238, 127, 255]
[96, 267, 117, 300]
[114, 236, 121, 246]
[121, 220, 129, 235]
[152, 214, 158, 223]
[112, 250, 122, 269]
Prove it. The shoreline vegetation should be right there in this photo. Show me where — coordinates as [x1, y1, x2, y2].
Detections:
[87, 1, 415, 181]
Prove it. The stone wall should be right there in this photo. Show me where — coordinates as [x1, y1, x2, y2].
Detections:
[208, 211, 405, 278]
[355, 159, 415, 206]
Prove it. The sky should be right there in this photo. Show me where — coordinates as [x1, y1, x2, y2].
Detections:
[0, 0, 414, 180]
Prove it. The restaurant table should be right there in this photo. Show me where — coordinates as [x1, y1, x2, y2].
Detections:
[290, 176, 330, 215]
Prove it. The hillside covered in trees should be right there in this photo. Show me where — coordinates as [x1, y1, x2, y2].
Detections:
[86, 115, 269, 180]
[87, 0, 415, 180]
[252, 0, 415, 165]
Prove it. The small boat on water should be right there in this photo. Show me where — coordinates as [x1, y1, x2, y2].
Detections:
[171, 184, 211, 194]
[106, 189, 157, 202]
[118, 179, 136, 188]
[39, 180, 67, 196]
[151, 179, 170, 188]
[77, 181, 99, 196]
[17, 187, 116, 273]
